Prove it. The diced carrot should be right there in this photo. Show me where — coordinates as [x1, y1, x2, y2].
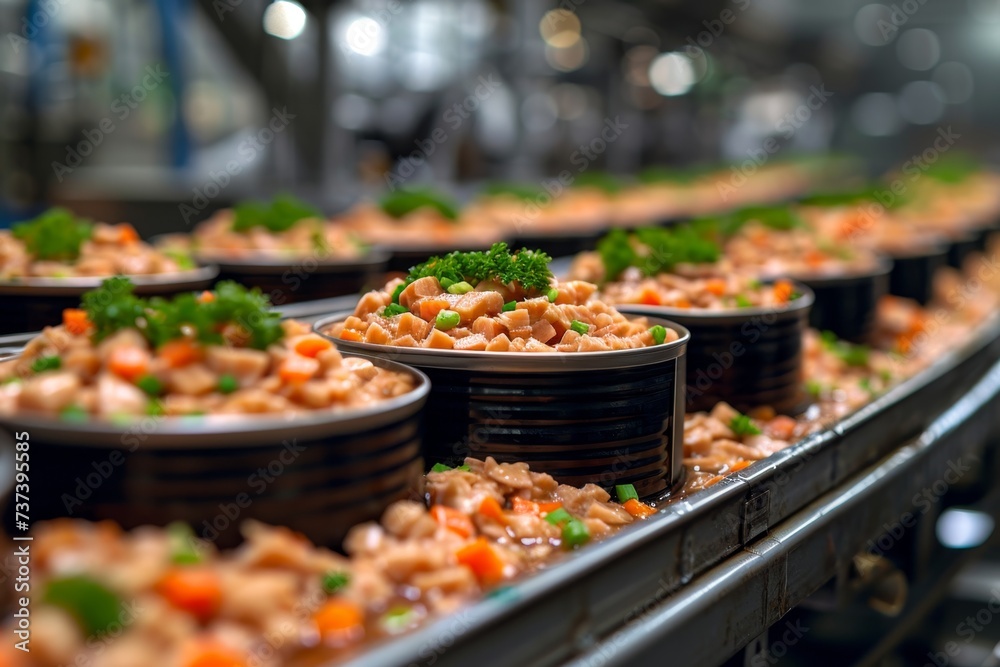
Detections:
[511, 497, 538, 514]
[62, 308, 91, 336]
[181, 642, 245, 667]
[773, 280, 794, 303]
[896, 334, 912, 355]
[622, 498, 657, 519]
[294, 336, 333, 358]
[338, 329, 364, 342]
[197, 291, 215, 304]
[419, 298, 450, 321]
[108, 346, 151, 382]
[455, 537, 505, 586]
[431, 505, 476, 538]
[704, 475, 724, 487]
[314, 599, 365, 642]
[767, 415, 797, 441]
[805, 250, 826, 267]
[477, 496, 507, 524]
[279, 355, 320, 384]
[118, 223, 140, 244]
[673, 297, 692, 309]
[537, 501, 563, 515]
[157, 568, 222, 622]
[159, 339, 200, 368]
[705, 279, 727, 296]
[728, 460, 752, 473]
[638, 287, 662, 306]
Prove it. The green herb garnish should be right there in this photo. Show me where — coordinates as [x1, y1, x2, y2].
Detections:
[322, 571, 350, 594]
[30, 356, 61, 373]
[430, 463, 470, 473]
[43, 575, 123, 637]
[406, 242, 554, 295]
[544, 508, 573, 526]
[166, 522, 203, 565]
[730, 413, 762, 437]
[381, 188, 460, 221]
[135, 375, 163, 396]
[502, 300, 517, 312]
[383, 303, 409, 317]
[561, 518, 590, 548]
[59, 404, 89, 422]
[569, 320, 589, 335]
[596, 225, 722, 282]
[217, 374, 239, 394]
[820, 330, 870, 367]
[615, 484, 639, 503]
[12, 208, 93, 261]
[83, 278, 283, 351]
[735, 295, 752, 308]
[231, 194, 321, 233]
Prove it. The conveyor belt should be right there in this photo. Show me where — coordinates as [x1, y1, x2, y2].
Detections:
[344, 316, 1000, 667]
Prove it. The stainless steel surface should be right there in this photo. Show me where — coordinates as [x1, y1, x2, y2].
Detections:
[566, 358, 1000, 667]
[0, 266, 219, 296]
[0, 353, 429, 448]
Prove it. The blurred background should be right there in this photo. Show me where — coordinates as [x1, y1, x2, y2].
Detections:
[0, 0, 996, 233]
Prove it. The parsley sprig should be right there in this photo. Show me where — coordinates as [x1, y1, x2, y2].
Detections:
[12, 208, 93, 261]
[597, 226, 721, 282]
[380, 188, 460, 221]
[82, 277, 283, 350]
[231, 194, 321, 233]
[403, 242, 554, 296]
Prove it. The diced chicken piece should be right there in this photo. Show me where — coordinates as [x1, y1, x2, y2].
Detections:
[472, 317, 505, 340]
[95, 373, 147, 416]
[343, 356, 379, 380]
[356, 290, 390, 317]
[377, 541, 448, 583]
[166, 363, 218, 396]
[204, 347, 270, 385]
[508, 326, 533, 340]
[498, 308, 531, 330]
[485, 334, 511, 352]
[220, 389, 290, 414]
[364, 322, 393, 345]
[710, 402, 741, 429]
[516, 297, 550, 322]
[397, 312, 431, 341]
[586, 501, 635, 525]
[576, 336, 611, 351]
[531, 319, 557, 344]
[19, 372, 81, 413]
[523, 338, 555, 352]
[411, 566, 478, 595]
[381, 501, 437, 539]
[285, 380, 334, 408]
[61, 346, 101, 377]
[453, 334, 488, 351]
[453, 291, 504, 321]
[395, 334, 419, 347]
[399, 276, 444, 309]
[483, 458, 534, 489]
[424, 329, 455, 349]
